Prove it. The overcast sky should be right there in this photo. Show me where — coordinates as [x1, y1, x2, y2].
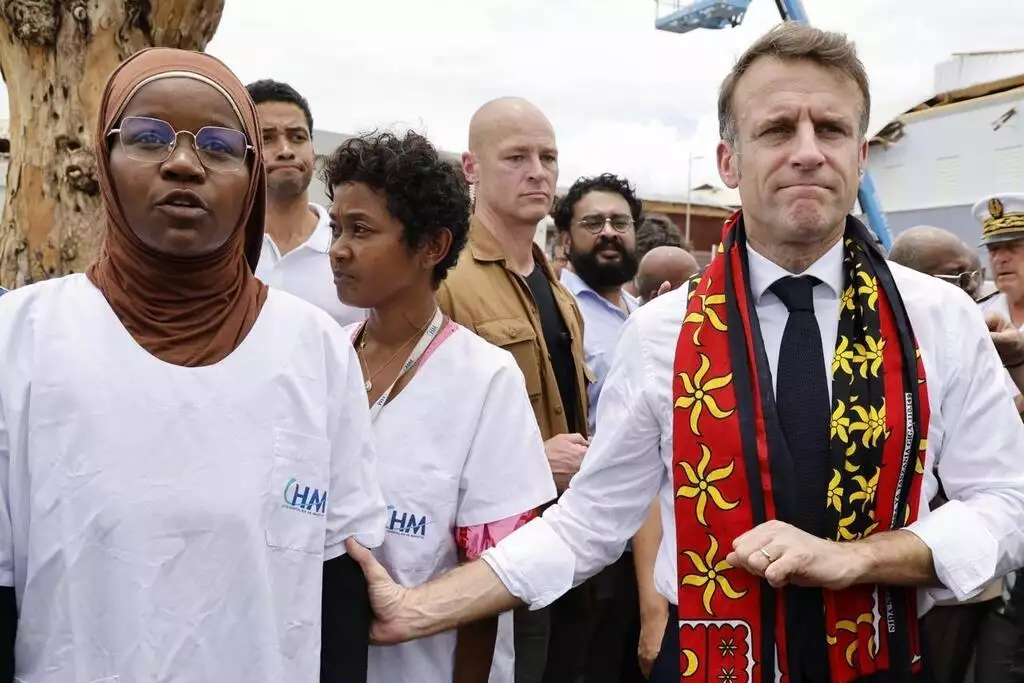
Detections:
[23, 1, 1024, 198]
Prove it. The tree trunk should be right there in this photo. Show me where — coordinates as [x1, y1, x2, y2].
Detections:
[0, 0, 225, 287]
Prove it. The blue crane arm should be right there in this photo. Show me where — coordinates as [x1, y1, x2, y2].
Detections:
[653, 0, 894, 248]
[774, 0, 808, 22]
[857, 173, 893, 250]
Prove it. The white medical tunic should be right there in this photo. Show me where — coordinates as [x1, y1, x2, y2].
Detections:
[352, 323, 557, 683]
[0, 275, 386, 683]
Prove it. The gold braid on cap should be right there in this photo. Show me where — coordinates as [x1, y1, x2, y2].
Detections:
[984, 213, 1024, 239]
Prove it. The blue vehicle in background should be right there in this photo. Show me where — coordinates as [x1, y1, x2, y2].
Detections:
[654, 0, 893, 250]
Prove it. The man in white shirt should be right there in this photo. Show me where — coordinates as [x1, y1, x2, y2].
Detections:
[972, 197, 1024, 412]
[346, 23, 1024, 683]
[246, 80, 364, 326]
[977, 194, 1024, 334]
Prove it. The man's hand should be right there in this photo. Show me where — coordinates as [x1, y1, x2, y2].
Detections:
[345, 538, 419, 644]
[345, 539, 526, 647]
[637, 595, 668, 678]
[545, 433, 588, 492]
[985, 311, 1024, 367]
[725, 520, 866, 591]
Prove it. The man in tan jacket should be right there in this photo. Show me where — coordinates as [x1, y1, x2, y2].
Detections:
[437, 97, 592, 683]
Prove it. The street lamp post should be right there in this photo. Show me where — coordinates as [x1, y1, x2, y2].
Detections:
[685, 152, 704, 243]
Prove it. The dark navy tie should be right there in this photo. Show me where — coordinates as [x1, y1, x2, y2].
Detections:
[770, 275, 831, 683]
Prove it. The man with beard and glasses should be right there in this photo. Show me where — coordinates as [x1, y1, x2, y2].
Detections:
[553, 173, 641, 436]
[247, 79, 364, 326]
[553, 174, 645, 683]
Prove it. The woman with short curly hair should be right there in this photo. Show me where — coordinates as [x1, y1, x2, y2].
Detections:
[323, 131, 556, 683]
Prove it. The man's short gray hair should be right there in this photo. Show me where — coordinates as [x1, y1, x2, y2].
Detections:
[718, 22, 871, 145]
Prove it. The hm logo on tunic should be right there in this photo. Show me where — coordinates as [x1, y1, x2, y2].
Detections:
[283, 478, 328, 516]
[386, 504, 428, 538]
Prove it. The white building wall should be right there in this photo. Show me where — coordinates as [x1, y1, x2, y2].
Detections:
[867, 86, 1024, 217]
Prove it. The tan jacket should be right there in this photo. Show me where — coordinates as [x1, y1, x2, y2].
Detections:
[438, 217, 591, 440]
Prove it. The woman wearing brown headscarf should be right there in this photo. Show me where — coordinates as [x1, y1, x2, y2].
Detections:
[0, 49, 384, 682]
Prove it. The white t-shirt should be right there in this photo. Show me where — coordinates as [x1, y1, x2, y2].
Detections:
[256, 203, 366, 327]
[346, 322, 556, 683]
[0, 275, 386, 683]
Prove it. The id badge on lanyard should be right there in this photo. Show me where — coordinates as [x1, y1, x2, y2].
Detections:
[360, 309, 455, 422]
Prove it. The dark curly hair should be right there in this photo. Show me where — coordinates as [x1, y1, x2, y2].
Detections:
[246, 79, 314, 132]
[636, 213, 691, 260]
[552, 173, 643, 234]
[321, 131, 470, 286]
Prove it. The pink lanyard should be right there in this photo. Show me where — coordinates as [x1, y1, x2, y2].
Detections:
[352, 310, 459, 422]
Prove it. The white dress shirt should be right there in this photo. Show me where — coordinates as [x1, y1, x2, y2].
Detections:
[255, 203, 366, 327]
[483, 239, 1024, 616]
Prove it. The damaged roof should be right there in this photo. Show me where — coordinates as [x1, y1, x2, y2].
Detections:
[870, 50, 1024, 148]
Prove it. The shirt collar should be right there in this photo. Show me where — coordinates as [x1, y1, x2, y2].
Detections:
[305, 203, 333, 254]
[467, 216, 506, 263]
[747, 238, 845, 304]
[467, 216, 558, 279]
[560, 269, 639, 313]
[560, 269, 590, 296]
[264, 203, 332, 255]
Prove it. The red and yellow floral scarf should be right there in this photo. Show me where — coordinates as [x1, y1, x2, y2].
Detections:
[672, 213, 929, 683]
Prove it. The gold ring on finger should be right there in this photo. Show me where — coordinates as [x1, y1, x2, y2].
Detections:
[759, 547, 775, 563]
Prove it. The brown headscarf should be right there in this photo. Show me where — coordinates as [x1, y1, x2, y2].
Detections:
[86, 48, 268, 367]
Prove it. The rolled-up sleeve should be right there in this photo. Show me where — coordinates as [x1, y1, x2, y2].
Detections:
[482, 316, 667, 609]
[908, 301, 1024, 601]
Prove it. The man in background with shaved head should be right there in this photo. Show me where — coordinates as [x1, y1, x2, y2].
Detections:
[437, 97, 592, 683]
[888, 225, 985, 300]
[636, 246, 700, 305]
[889, 226, 1024, 409]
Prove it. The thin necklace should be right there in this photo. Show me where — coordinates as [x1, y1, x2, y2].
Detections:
[357, 310, 437, 393]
